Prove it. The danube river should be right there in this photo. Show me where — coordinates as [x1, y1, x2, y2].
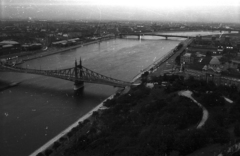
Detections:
[0, 31, 225, 156]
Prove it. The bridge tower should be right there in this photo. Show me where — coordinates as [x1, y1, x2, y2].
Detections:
[119, 34, 123, 38]
[74, 59, 84, 92]
[138, 34, 142, 40]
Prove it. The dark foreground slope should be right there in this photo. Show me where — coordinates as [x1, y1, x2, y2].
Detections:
[62, 75, 240, 156]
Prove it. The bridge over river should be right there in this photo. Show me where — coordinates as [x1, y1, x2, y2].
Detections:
[0, 59, 133, 90]
[119, 29, 240, 40]
[119, 32, 193, 40]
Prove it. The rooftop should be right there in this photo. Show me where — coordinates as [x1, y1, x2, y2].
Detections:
[232, 59, 240, 64]
[210, 57, 221, 65]
[188, 56, 212, 71]
[2, 44, 13, 48]
[0, 40, 19, 45]
[183, 53, 191, 57]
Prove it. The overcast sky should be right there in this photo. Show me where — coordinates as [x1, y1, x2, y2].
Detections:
[1, 0, 240, 23]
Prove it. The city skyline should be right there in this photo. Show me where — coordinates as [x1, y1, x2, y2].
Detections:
[1, 0, 240, 23]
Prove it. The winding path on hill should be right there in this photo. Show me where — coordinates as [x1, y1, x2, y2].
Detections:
[178, 90, 209, 129]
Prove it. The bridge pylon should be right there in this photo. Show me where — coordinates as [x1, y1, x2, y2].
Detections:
[74, 59, 84, 92]
[138, 34, 141, 40]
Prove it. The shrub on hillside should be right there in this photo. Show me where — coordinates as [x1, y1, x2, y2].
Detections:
[52, 141, 61, 150]
[199, 92, 225, 108]
[44, 149, 53, 156]
[59, 136, 67, 142]
[174, 129, 208, 155]
[205, 121, 230, 145]
[234, 122, 240, 137]
[103, 98, 116, 107]
[212, 127, 230, 144]
[36, 153, 44, 156]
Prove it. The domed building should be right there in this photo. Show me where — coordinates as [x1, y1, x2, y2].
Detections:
[205, 57, 222, 73]
[209, 57, 221, 68]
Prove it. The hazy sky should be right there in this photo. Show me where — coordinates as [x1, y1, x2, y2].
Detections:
[1, 0, 240, 23]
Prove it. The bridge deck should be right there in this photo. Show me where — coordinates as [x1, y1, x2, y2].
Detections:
[1, 64, 132, 88]
[119, 33, 193, 39]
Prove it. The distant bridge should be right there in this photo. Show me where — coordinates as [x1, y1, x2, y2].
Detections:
[0, 59, 132, 90]
[119, 33, 194, 40]
[148, 28, 240, 33]
[119, 28, 240, 40]
[206, 28, 240, 33]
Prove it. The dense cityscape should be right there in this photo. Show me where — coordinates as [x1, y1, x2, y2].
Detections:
[1, 0, 240, 156]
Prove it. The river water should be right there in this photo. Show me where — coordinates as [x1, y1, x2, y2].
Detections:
[0, 31, 227, 156]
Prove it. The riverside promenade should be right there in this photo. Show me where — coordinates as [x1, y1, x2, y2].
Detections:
[151, 38, 193, 76]
[132, 38, 193, 84]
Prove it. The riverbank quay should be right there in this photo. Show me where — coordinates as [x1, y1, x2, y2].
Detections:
[30, 86, 129, 156]
[0, 36, 116, 63]
[21, 36, 116, 62]
[131, 38, 193, 83]
[29, 93, 115, 156]
[122, 38, 193, 93]
[30, 79, 131, 155]
[150, 38, 193, 76]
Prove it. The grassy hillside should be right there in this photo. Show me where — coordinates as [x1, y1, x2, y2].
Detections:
[62, 75, 240, 156]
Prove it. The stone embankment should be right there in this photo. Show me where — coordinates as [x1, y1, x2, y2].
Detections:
[30, 94, 115, 156]
[132, 38, 193, 82]
[0, 36, 116, 63]
[21, 37, 116, 62]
